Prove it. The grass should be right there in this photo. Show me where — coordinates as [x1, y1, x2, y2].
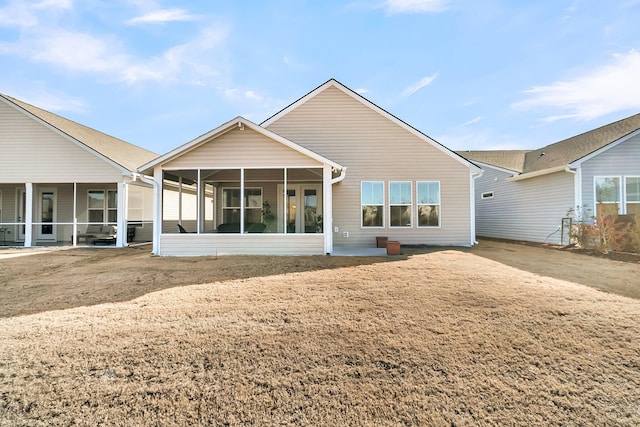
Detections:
[1, 247, 640, 425]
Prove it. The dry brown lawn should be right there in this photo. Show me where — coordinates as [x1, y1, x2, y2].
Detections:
[1, 242, 640, 426]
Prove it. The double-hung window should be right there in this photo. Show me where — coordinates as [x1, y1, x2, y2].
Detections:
[594, 177, 621, 216]
[625, 177, 640, 217]
[222, 188, 262, 226]
[361, 181, 384, 227]
[88, 190, 117, 223]
[389, 181, 412, 227]
[417, 181, 440, 227]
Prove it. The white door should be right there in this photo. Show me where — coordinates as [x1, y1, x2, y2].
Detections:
[277, 184, 322, 233]
[37, 188, 56, 241]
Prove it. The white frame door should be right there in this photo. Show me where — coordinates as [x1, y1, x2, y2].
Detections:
[277, 184, 322, 233]
[37, 187, 57, 241]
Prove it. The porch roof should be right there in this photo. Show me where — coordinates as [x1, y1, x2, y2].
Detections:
[139, 116, 344, 174]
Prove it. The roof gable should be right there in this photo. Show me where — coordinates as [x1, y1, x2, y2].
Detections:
[140, 116, 343, 173]
[262, 79, 480, 172]
[0, 94, 158, 173]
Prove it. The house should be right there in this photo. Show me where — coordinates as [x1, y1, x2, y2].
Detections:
[459, 113, 640, 245]
[0, 94, 158, 247]
[140, 79, 482, 256]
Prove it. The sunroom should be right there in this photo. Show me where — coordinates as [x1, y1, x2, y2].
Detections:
[142, 117, 344, 256]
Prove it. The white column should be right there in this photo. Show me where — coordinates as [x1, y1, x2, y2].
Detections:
[283, 168, 288, 234]
[197, 169, 202, 233]
[153, 167, 163, 255]
[240, 168, 245, 234]
[24, 183, 33, 248]
[116, 181, 126, 247]
[72, 183, 77, 247]
[323, 165, 333, 254]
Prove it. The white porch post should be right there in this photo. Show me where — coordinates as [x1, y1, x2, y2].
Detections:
[116, 181, 126, 247]
[24, 183, 33, 248]
[72, 183, 77, 247]
[152, 167, 163, 255]
[323, 165, 333, 254]
[196, 169, 201, 233]
[240, 168, 245, 234]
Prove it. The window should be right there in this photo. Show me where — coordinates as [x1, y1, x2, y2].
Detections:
[594, 177, 621, 216]
[222, 188, 262, 227]
[481, 191, 494, 199]
[88, 190, 117, 223]
[361, 181, 384, 227]
[88, 190, 105, 223]
[626, 177, 640, 217]
[417, 181, 440, 227]
[389, 181, 412, 227]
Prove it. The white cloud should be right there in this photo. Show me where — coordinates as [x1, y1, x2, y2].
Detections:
[513, 49, 640, 121]
[128, 8, 198, 24]
[355, 88, 369, 94]
[384, 0, 450, 14]
[34, 0, 73, 9]
[459, 116, 483, 127]
[402, 74, 438, 98]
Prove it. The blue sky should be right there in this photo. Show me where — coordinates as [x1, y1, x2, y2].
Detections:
[1, 0, 640, 155]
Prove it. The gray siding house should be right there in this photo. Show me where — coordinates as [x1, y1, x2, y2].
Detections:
[460, 113, 640, 244]
[0, 94, 157, 247]
[141, 79, 482, 256]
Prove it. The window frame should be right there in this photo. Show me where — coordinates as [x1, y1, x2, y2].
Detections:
[361, 181, 385, 228]
[388, 181, 412, 228]
[481, 191, 494, 200]
[594, 176, 622, 216]
[624, 176, 640, 216]
[88, 189, 118, 224]
[221, 187, 263, 226]
[87, 190, 106, 224]
[416, 181, 441, 228]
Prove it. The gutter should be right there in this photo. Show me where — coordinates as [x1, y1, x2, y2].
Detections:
[331, 167, 347, 184]
[506, 165, 571, 182]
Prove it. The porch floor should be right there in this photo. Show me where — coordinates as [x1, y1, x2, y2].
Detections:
[332, 246, 388, 256]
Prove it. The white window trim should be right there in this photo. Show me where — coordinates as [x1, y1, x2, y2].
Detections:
[624, 176, 640, 215]
[593, 176, 622, 215]
[416, 181, 441, 229]
[361, 181, 385, 228]
[389, 181, 412, 228]
[481, 191, 494, 199]
[88, 189, 118, 224]
[221, 187, 263, 223]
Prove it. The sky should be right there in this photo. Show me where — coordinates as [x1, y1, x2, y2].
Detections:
[2, 0, 640, 155]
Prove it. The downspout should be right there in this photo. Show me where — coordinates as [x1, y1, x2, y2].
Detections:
[134, 172, 160, 254]
[470, 170, 483, 246]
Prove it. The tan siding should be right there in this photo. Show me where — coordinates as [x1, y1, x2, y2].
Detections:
[0, 102, 125, 183]
[164, 127, 321, 169]
[159, 234, 324, 256]
[266, 86, 472, 247]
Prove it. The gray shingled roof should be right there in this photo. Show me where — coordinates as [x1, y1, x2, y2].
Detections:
[458, 112, 640, 175]
[1, 94, 158, 172]
[455, 150, 529, 172]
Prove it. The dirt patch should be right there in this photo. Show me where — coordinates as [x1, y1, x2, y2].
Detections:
[1, 249, 639, 426]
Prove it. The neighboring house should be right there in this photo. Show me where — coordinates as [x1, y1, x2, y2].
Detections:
[459, 113, 640, 245]
[140, 79, 482, 256]
[0, 94, 158, 248]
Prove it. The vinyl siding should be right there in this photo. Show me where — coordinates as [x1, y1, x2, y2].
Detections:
[474, 167, 575, 244]
[163, 127, 322, 169]
[158, 234, 324, 256]
[0, 102, 125, 183]
[266, 86, 473, 247]
[580, 134, 640, 213]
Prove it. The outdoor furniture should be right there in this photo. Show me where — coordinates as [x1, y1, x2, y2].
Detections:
[217, 223, 266, 233]
[177, 224, 189, 233]
[77, 224, 117, 244]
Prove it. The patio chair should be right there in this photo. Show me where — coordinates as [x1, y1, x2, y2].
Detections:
[177, 224, 189, 233]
